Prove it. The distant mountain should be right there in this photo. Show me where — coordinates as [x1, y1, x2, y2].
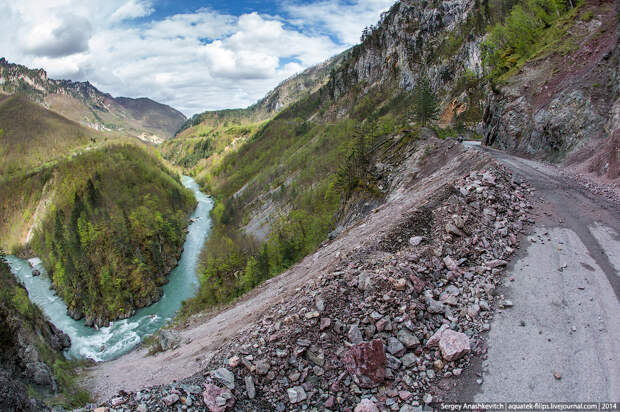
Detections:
[0, 58, 186, 143]
[0, 95, 101, 177]
[160, 50, 349, 171]
[176, 51, 349, 135]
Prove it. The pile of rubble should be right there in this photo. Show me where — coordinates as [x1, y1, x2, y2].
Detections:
[560, 169, 620, 206]
[97, 165, 532, 412]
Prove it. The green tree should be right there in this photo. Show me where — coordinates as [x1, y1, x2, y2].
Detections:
[411, 75, 440, 127]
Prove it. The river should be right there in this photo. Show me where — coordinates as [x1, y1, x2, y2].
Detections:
[5, 176, 213, 362]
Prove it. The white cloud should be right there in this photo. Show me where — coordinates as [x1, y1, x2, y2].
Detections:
[0, 0, 395, 116]
[284, 0, 396, 45]
[110, 0, 154, 22]
[24, 14, 93, 58]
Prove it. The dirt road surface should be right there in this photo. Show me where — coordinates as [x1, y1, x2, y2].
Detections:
[453, 146, 620, 404]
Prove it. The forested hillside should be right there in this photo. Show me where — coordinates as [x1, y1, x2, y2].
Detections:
[0, 144, 196, 327]
[0, 95, 103, 177]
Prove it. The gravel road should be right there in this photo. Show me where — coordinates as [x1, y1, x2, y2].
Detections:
[456, 146, 620, 405]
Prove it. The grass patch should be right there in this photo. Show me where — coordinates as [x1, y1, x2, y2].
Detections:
[51, 358, 92, 408]
[482, 0, 583, 81]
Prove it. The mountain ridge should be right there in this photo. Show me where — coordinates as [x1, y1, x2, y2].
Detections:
[175, 51, 349, 136]
[0, 58, 186, 143]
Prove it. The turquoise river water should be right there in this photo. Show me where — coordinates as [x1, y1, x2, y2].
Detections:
[6, 176, 213, 362]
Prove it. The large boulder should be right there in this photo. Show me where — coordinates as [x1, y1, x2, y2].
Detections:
[354, 398, 380, 412]
[343, 339, 386, 388]
[212, 368, 235, 390]
[438, 329, 470, 361]
[287, 386, 307, 404]
[426, 324, 449, 347]
[159, 330, 181, 351]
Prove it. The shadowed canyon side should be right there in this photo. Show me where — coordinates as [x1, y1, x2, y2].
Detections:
[482, 0, 620, 179]
[1, 0, 619, 410]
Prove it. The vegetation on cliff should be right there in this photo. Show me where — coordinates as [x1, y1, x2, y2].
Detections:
[1, 144, 195, 326]
[482, 0, 580, 79]
[160, 121, 264, 170]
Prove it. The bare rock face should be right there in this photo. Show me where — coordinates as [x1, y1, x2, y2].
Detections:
[25, 362, 55, 389]
[343, 340, 387, 388]
[330, 0, 482, 104]
[438, 329, 471, 361]
[0, 370, 49, 412]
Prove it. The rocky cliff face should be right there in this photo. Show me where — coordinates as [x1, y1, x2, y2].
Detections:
[259, 52, 349, 114]
[0, 256, 70, 410]
[482, 0, 619, 178]
[0, 58, 186, 142]
[327, 0, 484, 120]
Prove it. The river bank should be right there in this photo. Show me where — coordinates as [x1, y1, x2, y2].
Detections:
[6, 176, 213, 362]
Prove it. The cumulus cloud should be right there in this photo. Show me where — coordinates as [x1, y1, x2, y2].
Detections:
[0, 0, 395, 115]
[24, 14, 93, 58]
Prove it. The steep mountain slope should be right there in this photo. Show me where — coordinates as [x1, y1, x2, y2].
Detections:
[482, 0, 619, 181]
[176, 51, 349, 135]
[175, 0, 498, 316]
[89, 134, 533, 409]
[0, 58, 186, 142]
[0, 253, 85, 410]
[88, 0, 620, 409]
[160, 52, 349, 171]
[169, 0, 612, 332]
[115, 97, 186, 137]
[0, 95, 102, 177]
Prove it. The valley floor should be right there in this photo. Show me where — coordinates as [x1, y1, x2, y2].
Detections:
[443, 148, 620, 404]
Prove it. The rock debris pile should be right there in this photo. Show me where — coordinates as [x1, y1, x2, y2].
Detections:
[97, 165, 532, 412]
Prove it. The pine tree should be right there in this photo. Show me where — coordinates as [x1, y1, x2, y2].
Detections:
[411, 75, 440, 127]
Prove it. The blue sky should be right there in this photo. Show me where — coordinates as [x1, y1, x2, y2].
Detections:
[0, 0, 394, 115]
[146, 0, 283, 19]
